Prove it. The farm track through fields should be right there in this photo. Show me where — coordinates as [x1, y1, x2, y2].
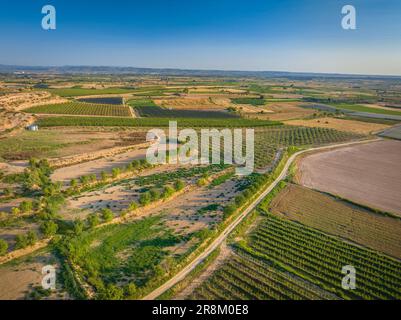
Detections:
[142, 137, 380, 300]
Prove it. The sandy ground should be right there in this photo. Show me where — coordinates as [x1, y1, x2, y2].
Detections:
[160, 178, 240, 237]
[0, 111, 35, 133]
[64, 163, 187, 219]
[0, 91, 67, 111]
[297, 139, 401, 215]
[154, 96, 227, 111]
[285, 117, 389, 134]
[0, 251, 65, 300]
[51, 146, 149, 183]
[246, 102, 315, 121]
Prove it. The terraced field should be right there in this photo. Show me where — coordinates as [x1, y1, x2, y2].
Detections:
[25, 102, 131, 117]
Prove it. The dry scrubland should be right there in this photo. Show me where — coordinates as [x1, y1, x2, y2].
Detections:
[297, 140, 401, 215]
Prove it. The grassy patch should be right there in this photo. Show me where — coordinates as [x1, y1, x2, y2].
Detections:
[231, 98, 266, 106]
[330, 103, 401, 116]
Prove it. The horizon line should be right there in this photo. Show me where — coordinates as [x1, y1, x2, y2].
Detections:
[1, 64, 401, 78]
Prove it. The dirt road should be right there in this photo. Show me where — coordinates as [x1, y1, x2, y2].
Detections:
[142, 138, 379, 300]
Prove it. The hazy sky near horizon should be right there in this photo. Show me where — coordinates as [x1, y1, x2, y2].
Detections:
[1, 0, 401, 75]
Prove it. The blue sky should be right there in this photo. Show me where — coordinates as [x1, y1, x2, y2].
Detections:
[1, 0, 401, 75]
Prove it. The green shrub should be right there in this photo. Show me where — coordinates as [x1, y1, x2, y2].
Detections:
[0, 239, 8, 256]
[139, 192, 151, 206]
[101, 208, 114, 222]
[87, 213, 100, 229]
[40, 220, 59, 237]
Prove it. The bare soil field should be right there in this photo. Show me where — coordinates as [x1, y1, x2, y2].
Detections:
[0, 251, 66, 300]
[297, 140, 401, 215]
[161, 178, 240, 235]
[154, 96, 227, 111]
[270, 184, 401, 259]
[246, 102, 315, 121]
[64, 163, 188, 219]
[51, 145, 149, 183]
[0, 111, 35, 134]
[285, 117, 389, 134]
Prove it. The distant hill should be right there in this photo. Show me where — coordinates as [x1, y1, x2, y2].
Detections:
[1, 64, 401, 81]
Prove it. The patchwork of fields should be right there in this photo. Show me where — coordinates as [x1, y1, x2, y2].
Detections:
[1, 73, 401, 301]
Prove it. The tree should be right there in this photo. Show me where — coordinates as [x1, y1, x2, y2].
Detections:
[234, 195, 245, 206]
[98, 284, 124, 300]
[101, 171, 108, 182]
[111, 167, 121, 179]
[223, 204, 237, 219]
[80, 175, 90, 185]
[174, 180, 185, 191]
[101, 208, 114, 222]
[125, 283, 137, 298]
[73, 219, 84, 235]
[162, 186, 174, 199]
[87, 213, 100, 229]
[70, 179, 78, 188]
[149, 189, 160, 201]
[139, 192, 151, 206]
[15, 234, 29, 249]
[11, 207, 21, 215]
[89, 174, 97, 183]
[19, 201, 33, 213]
[23, 158, 53, 193]
[27, 231, 38, 246]
[40, 220, 58, 237]
[128, 201, 138, 211]
[197, 178, 207, 187]
[0, 239, 8, 256]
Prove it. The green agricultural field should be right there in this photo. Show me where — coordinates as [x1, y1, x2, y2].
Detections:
[330, 103, 401, 116]
[46, 87, 136, 97]
[127, 99, 158, 107]
[37, 116, 281, 128]
[253, 126, 364, 169]
[231, 98, 266, 106]
[25, 102, 131, 117]
[265, 98, 302, 102]
[191, 209, 401, 300]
